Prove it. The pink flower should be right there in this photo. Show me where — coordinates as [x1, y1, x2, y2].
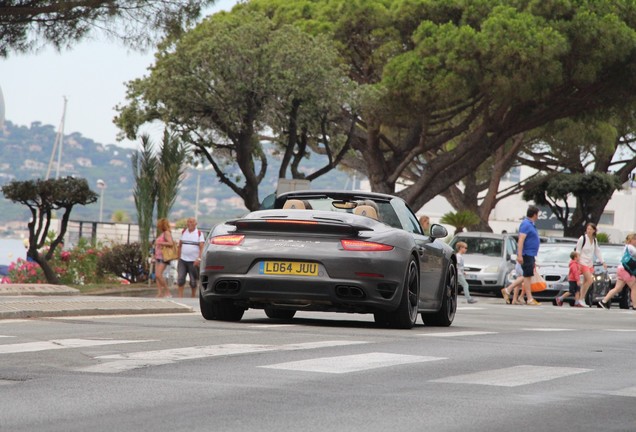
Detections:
[61, 251, 71, 262]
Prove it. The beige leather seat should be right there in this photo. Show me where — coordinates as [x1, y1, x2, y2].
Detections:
[282, 199, 306, 210]
[353, 205, 378, 220]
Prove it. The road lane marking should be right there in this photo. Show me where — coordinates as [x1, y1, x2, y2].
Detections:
[0, 338, 155, 354]
[522, 328, 574, 332]
[605, 329, 636, 332]
[77, 340, 368, 374]
[261, 352, 446, 374]
[607, 387, 636, 397]
[0, 335, 15, 338]
[418, 331, 497, 337]
[431, 365, 590, 387]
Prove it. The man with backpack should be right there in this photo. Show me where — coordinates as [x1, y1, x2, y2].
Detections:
[177, 217, 205, 298]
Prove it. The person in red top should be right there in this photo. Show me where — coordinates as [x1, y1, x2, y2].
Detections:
[556, 251, 582, 307]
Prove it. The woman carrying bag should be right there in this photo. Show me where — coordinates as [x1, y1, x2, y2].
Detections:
[154, 218, 175, 298]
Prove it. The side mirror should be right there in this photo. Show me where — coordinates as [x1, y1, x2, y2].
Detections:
[429, 224, 448, 239]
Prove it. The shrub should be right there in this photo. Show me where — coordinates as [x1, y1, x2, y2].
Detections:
[3, 238, 113, 285]
[98, 242, 146, 283]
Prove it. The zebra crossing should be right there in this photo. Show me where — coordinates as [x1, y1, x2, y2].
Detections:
[0, 327, 634, 397]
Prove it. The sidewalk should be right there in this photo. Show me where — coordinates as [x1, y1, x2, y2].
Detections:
[0, 284, 194, 320]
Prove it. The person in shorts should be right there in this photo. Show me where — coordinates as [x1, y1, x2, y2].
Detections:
[556, 251, 582, 307]
[599, 233, 636, 310]
[516, 206, 541, 305]
[177, 217, 205, 298]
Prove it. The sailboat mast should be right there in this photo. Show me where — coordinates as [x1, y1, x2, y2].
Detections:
[45, 96, 67, 180]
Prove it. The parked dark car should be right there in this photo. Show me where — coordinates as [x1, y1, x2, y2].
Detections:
[199, 190, 458, 329]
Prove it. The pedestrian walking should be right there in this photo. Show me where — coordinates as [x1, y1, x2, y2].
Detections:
[177, 217, 205, 298]
[555, 251, 582, 307]
[575, 223, 606, 307]
[154, 217, 174, 298]
[455, 241, 478, 304]
[599, 233, 636, 310]
[516, 205, 541, 305]
[501, 262, 525, 305]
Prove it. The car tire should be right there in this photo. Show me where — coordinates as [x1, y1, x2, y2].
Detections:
[264, 306, 296, 320]
[421, 261, 458, 327]
[377, 257, 419, 329]
[199, 292, 217, 320]
[213, 300, 245, 321]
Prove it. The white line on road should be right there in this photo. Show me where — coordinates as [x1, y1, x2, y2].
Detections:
[431, 365, 591, 387]
[0, 335, 15, 338]
[261, 352, 446, 374]
[521, 328, 574, 332]
[78, 340, 368, 374]
[607, 387, 636, 397]
[418, 331, 497, 337]
[0, 338, 155, 354]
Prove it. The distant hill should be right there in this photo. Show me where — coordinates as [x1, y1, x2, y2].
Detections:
[0, 121, 360, 230]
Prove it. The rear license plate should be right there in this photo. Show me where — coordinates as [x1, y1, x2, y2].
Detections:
[259, 261, 318, 276]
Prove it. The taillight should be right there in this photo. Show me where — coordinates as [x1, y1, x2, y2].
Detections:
[211, 235, 245, 246]
[341, 239, 394, 251]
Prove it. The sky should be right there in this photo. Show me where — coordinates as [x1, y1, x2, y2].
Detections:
[1, 0, 239, 150]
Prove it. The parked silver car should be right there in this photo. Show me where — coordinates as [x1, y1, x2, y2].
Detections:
[449, 232, 517, 294]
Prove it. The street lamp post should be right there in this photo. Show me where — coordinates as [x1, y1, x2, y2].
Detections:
[96, 179, 106, 222]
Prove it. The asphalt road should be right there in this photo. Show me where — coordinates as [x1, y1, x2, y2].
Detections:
[1, 298, 635, 432]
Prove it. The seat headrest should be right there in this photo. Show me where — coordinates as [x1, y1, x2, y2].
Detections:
[282, 199, 306, 210]
[353, 205, 378, 220]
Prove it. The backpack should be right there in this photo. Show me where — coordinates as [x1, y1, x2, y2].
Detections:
[621, 248, 636, 276]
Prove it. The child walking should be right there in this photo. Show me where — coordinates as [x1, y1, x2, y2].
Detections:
[455, 242, 478, 304]
[556, 251, 582, 307]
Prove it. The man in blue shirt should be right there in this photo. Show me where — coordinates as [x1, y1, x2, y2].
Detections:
[517, 205, 541, 305]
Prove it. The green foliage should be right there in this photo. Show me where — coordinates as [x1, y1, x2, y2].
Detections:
[98, 242, 146, 283]
[1, 176, 99, 284]
[523, 172, 623, 233]
[440, 210, 481, 235]
[0, 0, 215, 57]
[4, 239, 113, 285]
[132, 134, 158, 263]
[116, 8, 354, 211]
[596, 232, 610, 244]
[156, 130, 187, 220]
[246, 0, 636, 213]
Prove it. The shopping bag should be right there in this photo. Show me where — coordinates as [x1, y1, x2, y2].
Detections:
[530, 270, 547, 292]
[162, 244, 178, 261]
[621, 249, 636, 276]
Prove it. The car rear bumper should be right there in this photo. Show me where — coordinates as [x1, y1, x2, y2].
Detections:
[200, 271, 404, 313]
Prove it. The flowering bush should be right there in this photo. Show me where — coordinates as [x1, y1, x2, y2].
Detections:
[3, 238, 116, 285]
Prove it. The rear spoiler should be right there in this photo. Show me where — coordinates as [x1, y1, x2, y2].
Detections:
[226, 217, 373, 235]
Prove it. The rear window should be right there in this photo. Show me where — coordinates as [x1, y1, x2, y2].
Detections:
[451, 237, 503, 257]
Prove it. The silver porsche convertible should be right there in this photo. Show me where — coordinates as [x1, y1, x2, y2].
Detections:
[199, 190, 457, 329]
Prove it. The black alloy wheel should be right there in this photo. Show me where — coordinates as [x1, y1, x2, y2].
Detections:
[421, 261, 457, 327]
